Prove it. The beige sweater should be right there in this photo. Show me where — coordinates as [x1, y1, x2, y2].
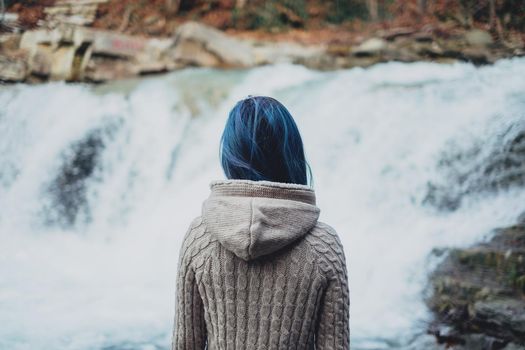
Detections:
[172, 179, 349, 350]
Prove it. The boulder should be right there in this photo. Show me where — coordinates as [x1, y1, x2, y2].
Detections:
[49, 45, 77, 80]
[0, 55, 28, 81]
[378, 27, 416, 41]
[352, 37, 387, 57]
[20, 27, 93, 80]
[0, 33, 22, 51]
[252, 41, 325, 66]
[170, 21, 255, 68]
[427, 222, 525, 347]
[474, 299, 525, 339]
[43, 0, 108, 28]
[88, 30, 149, 58]
[1, 13, 19, 25]
[169, 39, 222, 67]
[462, 47, 492, 65]
[413, 32, 434, 43]
[30, 45, 53, 77]
[22, 44, 77, 80]
[20, 28, 64, 53]
[84, 57, 138, 82]
[465, 29, 494, 47]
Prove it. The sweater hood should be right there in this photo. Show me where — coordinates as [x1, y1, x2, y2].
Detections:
[202, 179, 320, 261]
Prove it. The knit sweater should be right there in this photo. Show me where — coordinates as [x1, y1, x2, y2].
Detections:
[172, 179, 350, 350]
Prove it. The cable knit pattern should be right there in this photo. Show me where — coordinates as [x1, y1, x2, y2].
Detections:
[172, 179, 349, 350]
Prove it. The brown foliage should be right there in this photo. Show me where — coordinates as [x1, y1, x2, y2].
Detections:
[7, 0, 54, 28]
[5, 0, 525, 41]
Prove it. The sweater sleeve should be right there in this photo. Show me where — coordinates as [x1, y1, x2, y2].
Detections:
[172, 219, 207, 350]
[314, 228, 350, 350]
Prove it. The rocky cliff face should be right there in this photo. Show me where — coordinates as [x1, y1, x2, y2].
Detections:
[427, 221, 525, 349]
[1, 19, 524, 83]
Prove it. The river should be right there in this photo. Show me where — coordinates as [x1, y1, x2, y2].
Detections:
[1, 59, 525, 349]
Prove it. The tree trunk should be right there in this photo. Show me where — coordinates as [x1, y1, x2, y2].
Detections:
[366, 0, 379, 21]
[236, 0, 247, 9]
[165, 0, 180, 16]
[418, 0, 427, 14]
[489, 0, 496, 31]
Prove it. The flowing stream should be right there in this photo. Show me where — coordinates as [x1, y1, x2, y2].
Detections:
[1, 59, 525, 350]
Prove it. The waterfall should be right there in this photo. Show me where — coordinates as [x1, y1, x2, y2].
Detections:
[1, 59, 525, 349]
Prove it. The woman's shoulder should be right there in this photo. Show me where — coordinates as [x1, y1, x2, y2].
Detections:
[178, 216, 215, 265]
[303, 221, 348, 277]
[182, 216, 206, 243]
[307, 221, 344, 249]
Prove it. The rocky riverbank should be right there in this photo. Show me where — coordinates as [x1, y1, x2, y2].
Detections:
[426, 219, 525, 349]
[424, 121, 525, 349]
[1, 19, 524, 83]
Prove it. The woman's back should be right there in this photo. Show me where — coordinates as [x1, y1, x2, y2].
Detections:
[173, 180, 349, 350]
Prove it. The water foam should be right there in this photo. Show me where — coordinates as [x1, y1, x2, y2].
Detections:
[1, 59, 524, 349]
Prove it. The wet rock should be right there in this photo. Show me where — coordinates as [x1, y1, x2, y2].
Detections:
[16, 25, 172, 81]
[20, 26, 85, 51]
[414, 32, 434, 43]
[0, 55, 28, 81]
[28, 43, 89, 80]
[378, 27, 417, 41]
[169, 39, 222, 67]
[462, 47, 492, 65]
[169, 21, 255, 68]
[460, 333, 508, 349]
[416, 42, 445, 58]
[352, 37, 387, 57]
[46, 131, 105, 227]
[427, 222, 525, 347]
[1, 12, 20, 26]
[45, 120, 122, 227]
[0, 33, 22, 51]
[43, 0, 108, 28]
[83, 56, 138, 82]
[253, 41, 325, 66]
[50, 45, 77, 80]
[144, 15, 166, 36]
[465, 29, 494, 47]
[438, 38, 468, 59]
[19, 26, 94, 80]
[29, 46, 53, 77]
[406, 334, 446, 349]
[474, 299, 525, 340]
[89, 30, 149, 58]
[424, 121, 525, 211]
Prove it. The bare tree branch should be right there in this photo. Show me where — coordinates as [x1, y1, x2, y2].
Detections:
[165, 0, 180, 16]
[236, 0, 247, 9]
[418, 0, 427, 14]
[0, 0, 5, 25]
[366, 0, 378, 21]
[488, 0, 496, 31]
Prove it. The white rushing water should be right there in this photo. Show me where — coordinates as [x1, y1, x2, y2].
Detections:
[1, 59, 525, 350]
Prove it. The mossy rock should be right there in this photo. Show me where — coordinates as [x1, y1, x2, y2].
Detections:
[427, 222, 525, 346]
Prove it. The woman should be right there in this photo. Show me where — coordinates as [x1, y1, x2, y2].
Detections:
[172, 96, 349, 350]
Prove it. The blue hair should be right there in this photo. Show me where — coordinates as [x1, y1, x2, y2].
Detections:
[220, 96, 311, 185]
